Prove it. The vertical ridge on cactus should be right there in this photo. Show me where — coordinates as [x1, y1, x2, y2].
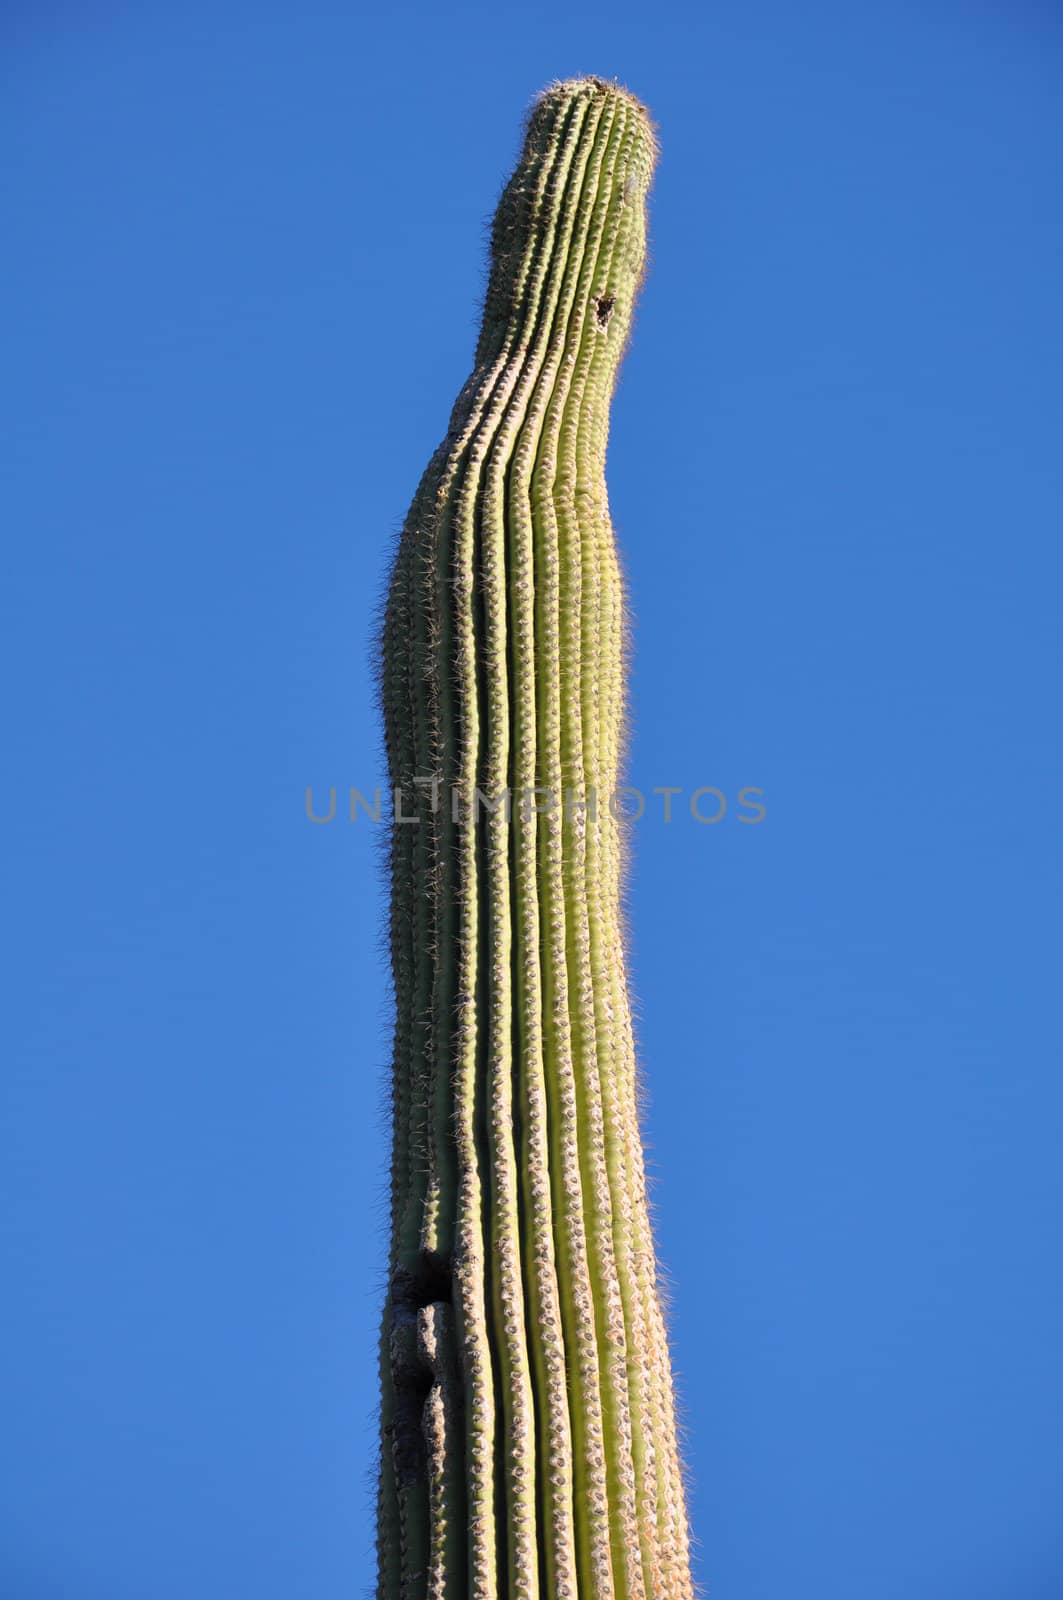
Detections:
[377, 75, 693, 1600]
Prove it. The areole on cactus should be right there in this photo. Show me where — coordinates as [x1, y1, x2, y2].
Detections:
[378, 75, 692, 1599]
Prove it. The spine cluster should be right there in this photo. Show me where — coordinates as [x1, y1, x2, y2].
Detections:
[378, 76, 692, 1600]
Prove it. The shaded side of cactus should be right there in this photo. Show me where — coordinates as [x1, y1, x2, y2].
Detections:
[377, 75, 692, 1600]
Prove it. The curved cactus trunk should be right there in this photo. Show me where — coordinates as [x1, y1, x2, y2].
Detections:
[378, 76, 692, 1600]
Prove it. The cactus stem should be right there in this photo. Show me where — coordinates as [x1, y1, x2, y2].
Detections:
[377, 76, 691, 1600]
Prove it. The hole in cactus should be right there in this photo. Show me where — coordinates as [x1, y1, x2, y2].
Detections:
[393, 1251, 453, 1312]
[595, 294, 615, 330]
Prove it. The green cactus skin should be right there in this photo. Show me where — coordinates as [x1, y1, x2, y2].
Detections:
[378, 76, 692, 1600]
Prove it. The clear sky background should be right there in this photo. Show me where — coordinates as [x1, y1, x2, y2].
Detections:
[4, 3, 1062, 1597]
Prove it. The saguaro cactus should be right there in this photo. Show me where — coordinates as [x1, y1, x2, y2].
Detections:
[378, 76, 692, 1600]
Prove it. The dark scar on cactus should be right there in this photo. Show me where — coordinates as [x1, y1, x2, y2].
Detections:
[390, 1298, 462, 1492]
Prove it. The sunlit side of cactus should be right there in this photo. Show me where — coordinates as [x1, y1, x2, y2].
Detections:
[377, 76, 692, 1600]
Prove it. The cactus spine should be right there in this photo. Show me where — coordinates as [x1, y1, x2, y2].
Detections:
[378, 76, 692, 1600]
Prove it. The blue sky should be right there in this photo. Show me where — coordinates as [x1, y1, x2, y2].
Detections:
[3, 4, 1062, 1597]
